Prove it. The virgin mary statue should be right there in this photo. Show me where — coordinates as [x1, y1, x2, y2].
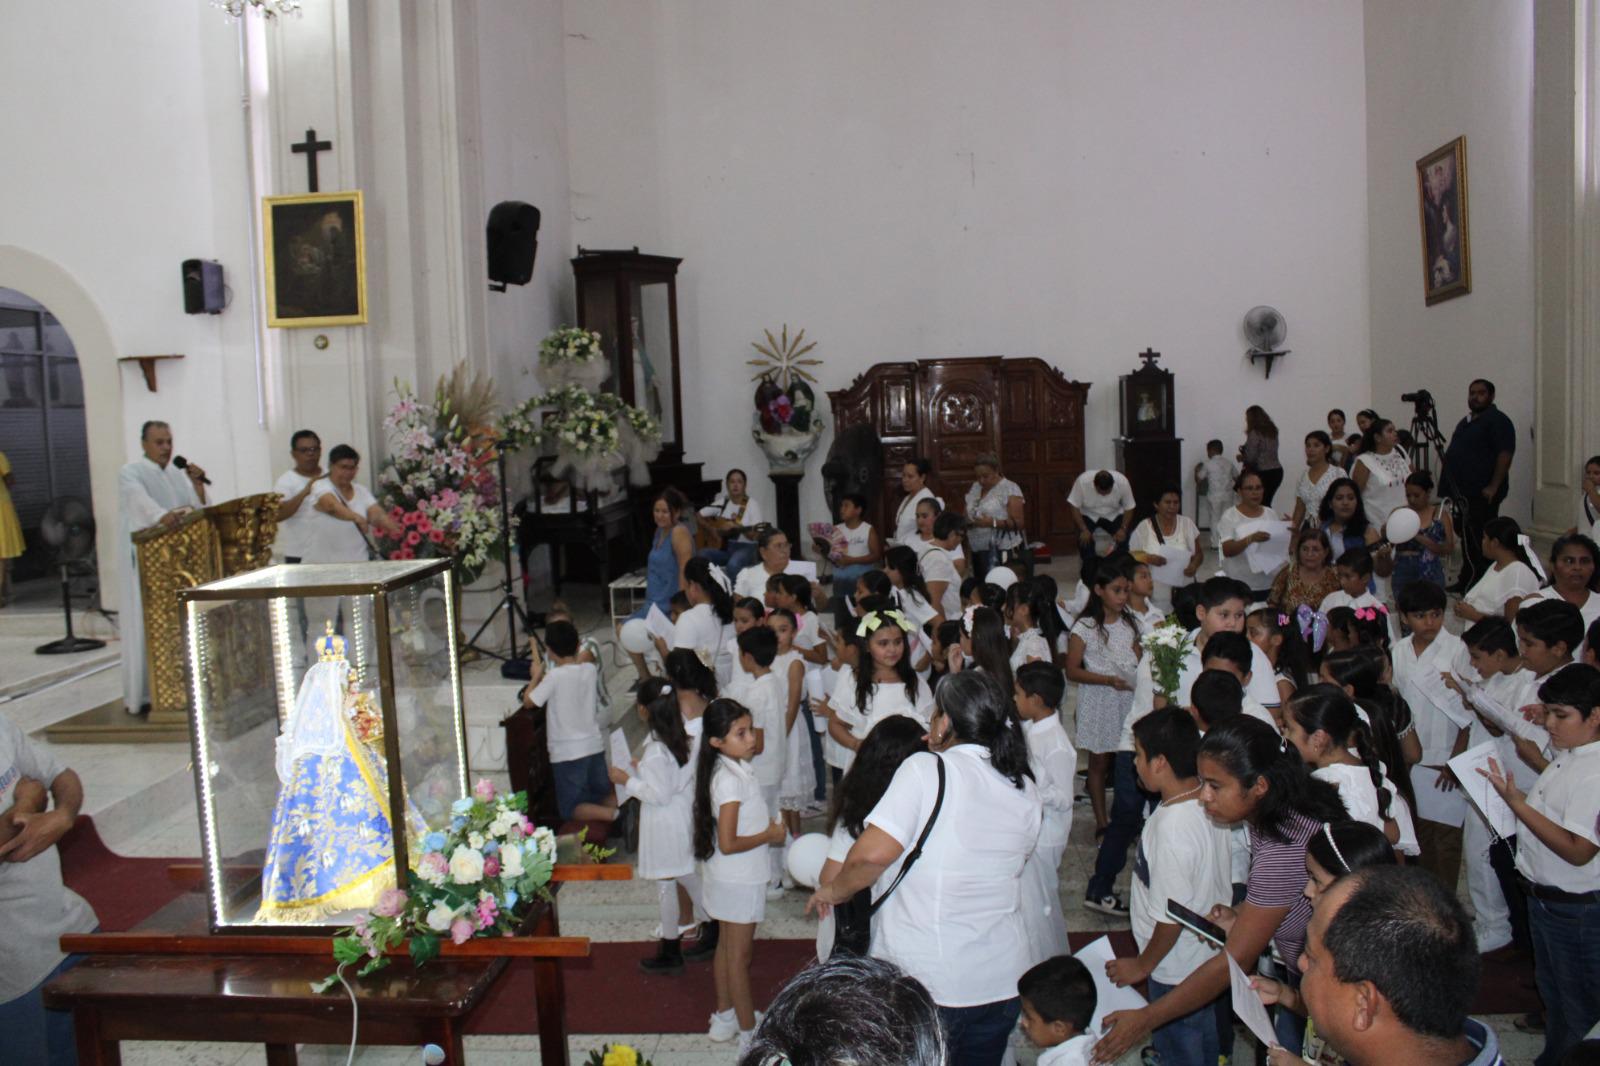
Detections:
[256, 625, 422, 922]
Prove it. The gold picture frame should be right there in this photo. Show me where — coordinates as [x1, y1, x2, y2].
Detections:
[262, 190, 367, 327]
[1416, 137, 1471, 306]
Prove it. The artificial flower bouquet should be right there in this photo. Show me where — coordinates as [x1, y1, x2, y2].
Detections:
[316, 779, 557, 990]
[537, 326, 608, 391]
[1140, 622, 1194, 702]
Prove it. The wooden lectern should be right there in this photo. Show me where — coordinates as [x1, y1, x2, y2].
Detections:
[131, 494, 280, 730]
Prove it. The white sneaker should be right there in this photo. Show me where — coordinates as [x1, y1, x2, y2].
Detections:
[737, 1029, 756, 1054]
[708, 1008, 739, 1042]
[766, 879, 785, 900]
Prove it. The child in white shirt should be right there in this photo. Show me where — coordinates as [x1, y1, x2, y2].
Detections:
[1319, 547, 1383, 615]
[1018, 955, 1099, 1066]
[1107, 708, 1234, 1066]
[728, 625, 789, 897]
[524, 620, 614, 824]
[1195, 439, 1237, 533]
[1455, 517, 1544, 625]
[1016, 663, 1076, 963]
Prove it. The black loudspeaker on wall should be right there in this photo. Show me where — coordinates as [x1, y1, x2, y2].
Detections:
[181, 259, 226, 314]
[486, 201, 540, 291]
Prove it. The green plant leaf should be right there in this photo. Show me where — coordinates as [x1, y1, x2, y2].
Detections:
[310, 974, 339, 994]
[358, 955, 392, 978]
[332, 936, 366, 965]
[410, 932, 440, 967]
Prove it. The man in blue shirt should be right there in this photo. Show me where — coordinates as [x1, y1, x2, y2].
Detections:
[1442, 379, 1516, 592]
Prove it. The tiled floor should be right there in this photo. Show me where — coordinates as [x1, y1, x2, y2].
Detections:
[0, 556, 1545, 1064]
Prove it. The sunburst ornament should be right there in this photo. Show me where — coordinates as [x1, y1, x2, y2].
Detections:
[748, 324, 821, 389]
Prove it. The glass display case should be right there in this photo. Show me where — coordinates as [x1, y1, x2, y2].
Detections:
[179, 559, 467, 933]
[572, 247, 684, 455]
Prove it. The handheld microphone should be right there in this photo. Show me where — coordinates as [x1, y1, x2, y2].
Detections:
[173, 455, 212, 485]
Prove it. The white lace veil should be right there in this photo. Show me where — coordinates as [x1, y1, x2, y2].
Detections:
[275, 658, 351, 784]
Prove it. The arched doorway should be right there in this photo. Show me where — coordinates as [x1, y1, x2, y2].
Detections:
[0, 246, 123, 610]
[0, 287, 91, 590]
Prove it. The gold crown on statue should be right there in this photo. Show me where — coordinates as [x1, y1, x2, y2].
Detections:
[315, 622, 347, 663]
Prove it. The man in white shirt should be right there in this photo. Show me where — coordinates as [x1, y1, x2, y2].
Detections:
[272, 430, 324, 564]
[1066, 470, 1136, 584]
[117, 421, 206, 714]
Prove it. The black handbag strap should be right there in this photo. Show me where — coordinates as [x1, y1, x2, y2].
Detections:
[870, 754, 945, 915]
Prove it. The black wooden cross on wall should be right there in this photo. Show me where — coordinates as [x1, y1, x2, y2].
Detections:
[1138, 347, 1162, 368]
[290, 128, 333, 192]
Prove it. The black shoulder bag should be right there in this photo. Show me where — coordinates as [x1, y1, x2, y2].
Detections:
[832, 754, 946, 957]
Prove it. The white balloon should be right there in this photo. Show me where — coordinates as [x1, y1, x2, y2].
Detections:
[785, 832, 831, 888]
[1385, 508, 1422, 545]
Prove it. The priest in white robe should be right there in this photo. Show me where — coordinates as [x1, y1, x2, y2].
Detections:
[118, 421, 206, 714]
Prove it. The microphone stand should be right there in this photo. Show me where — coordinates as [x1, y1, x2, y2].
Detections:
[463, 449, 538, 670]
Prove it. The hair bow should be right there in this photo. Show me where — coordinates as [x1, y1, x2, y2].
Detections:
[1277, 612, 1290, 628]
[1518, 533, 1549, 584]
[659, 682, 673, 694]
[962, 604, 980, 634]
[855, 609, 915, 640]
[1352, 605, 1388, 623]
[1295, 604, 1329, 653]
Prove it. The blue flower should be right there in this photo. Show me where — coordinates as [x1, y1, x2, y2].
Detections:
[502, 889, 518, 911]
[423, 831, 447, 852]
[451, 797, 475, 816]
[481, 840, 499, 855]
[450, 816, 466, 832]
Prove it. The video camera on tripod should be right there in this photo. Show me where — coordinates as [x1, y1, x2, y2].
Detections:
[1401, 388, 1435, 413]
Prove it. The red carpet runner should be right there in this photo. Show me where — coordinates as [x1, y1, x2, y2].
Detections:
[57, 818, 1540, 1033]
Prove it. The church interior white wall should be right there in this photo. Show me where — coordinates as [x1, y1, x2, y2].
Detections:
[0, 3, 277, 598]
[562, 0, 1373, 525]
[1363, 1, 1537, 524]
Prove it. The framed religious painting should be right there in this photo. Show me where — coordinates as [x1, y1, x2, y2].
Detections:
[1416, 137, 1471, 306]
[263, 190, 368, 327]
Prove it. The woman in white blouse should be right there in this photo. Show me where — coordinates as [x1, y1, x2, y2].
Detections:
[1455, 517, 1544, 623]
[1129, 487, 1203, 610]
[808, 669, 1041, 1065]
[1513, 534, 1600, 646]
[1289, 431, 1341, 539]
[913, 498, 968, 579]
[891, 458, 940, 546]
[1352, 418, 1412, 529]
[1215, 468, 1289, 599]
[964, 453, 1026, 584]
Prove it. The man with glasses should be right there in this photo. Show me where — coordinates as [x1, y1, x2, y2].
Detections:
[273, 430, 324, 565]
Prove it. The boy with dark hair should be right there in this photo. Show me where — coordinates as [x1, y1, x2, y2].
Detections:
[1321, 548, 1381, 614]
[1188, 669, 1244, 731]
[1018, 955, 1098, 1065]
[731, 624, 787, 898]
[1196, 439, 1236, 533]
[1107, 708, 1234, 1066]
[1199, 631, 1278, 729]
[523, 619, 614, 825]
[1481, 662, 1600, 1063]
[1017, 662, 1076, 960]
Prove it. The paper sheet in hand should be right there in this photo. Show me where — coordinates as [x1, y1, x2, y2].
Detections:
[644, 603, 675, 643]
[608, 728, 631, 804]
[1409, 762, 1467, 827]
[1146, 552, 1192, 589]
[1239, 519, 1292, 575]
[1415, 670, 1474, 729]
[1227, 952, 1277, 1048]
[1463, 680, 1544, 744]
[1073, 935, 1146, 1036]
[785, 560, 819, 582]
[1448, 740, 1519, 837]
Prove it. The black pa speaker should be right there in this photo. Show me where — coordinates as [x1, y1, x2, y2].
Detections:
[181, 259, 225, 314]
[486, 201, 540, 291]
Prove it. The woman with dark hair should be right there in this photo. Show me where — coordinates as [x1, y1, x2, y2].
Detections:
[1269, 528, 1342, 616]
[1456, 516, 1543, 623]
[1239, 405, 1284, 506]
[698, 468, 764, 584]
[1093, 716, 1349, 1062]
[964, 453, 1026, 583]
[618, 487, 696, 682]
[1317, 478, 1392, 585]
[736, 955, 947, 1066]
[1512, 534, 1600, 640]
[1290, 430, 1340, 537]
[1352, 417, 1412, 529]
[1216, 468, 1288, 600]
[655, 556, 736, 680]
[734, 526, 797, 601]
[1130, 485, 1203, 611]
[808, 670, 1041, 1065]
[892, 458, 941, 547]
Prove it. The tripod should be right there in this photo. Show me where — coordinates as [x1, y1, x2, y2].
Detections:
[463, 450, 537, 667]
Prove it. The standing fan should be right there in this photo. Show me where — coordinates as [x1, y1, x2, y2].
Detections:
[34, 496, 106, 655]
[1243, 305, 1292, 378]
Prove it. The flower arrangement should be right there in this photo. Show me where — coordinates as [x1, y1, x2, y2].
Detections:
[375, 379, 503, 585]
[537, 326, 609, 391]
[584, 1044, 654, 1066]
[1140, 622, 1194, 702]
[748, 324, 822, 435]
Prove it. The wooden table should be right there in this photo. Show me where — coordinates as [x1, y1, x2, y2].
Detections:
[43, 893, 576, 1065]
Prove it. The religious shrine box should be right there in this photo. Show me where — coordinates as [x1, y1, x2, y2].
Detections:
[178, 558, 468, 933]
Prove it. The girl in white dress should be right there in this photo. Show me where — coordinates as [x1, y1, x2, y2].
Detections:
[1066, 558, 1141, 835]
[822, 608, 933, 775]
[1282, 685, 1405, 850]
[1455, 517, 1545, 624]
[610, 678, 703, 974]
[694, 699, 787, 1044]
[769, 611, 813, 839]
[1289, 430, 1342, 536]
[1004, 579, 1055, 671]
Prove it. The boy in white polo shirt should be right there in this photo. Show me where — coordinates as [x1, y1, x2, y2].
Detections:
[1481, 662, 1600, 1064]
[523, 619, 614, 826]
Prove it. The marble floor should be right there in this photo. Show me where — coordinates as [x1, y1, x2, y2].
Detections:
[0, 552, 1543, 1064]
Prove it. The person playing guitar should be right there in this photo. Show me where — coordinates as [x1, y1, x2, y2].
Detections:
[698, 469, 766, 584]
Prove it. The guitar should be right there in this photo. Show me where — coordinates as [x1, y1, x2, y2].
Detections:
[695, 500, 757, 551]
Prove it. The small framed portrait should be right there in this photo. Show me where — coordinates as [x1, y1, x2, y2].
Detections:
[262, 191, 367, 327]
[1118, 368, 1174, 439]
[1416, 137, 1471, 306]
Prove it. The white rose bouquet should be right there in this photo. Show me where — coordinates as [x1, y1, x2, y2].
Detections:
[1140, 622, 1194, 703]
